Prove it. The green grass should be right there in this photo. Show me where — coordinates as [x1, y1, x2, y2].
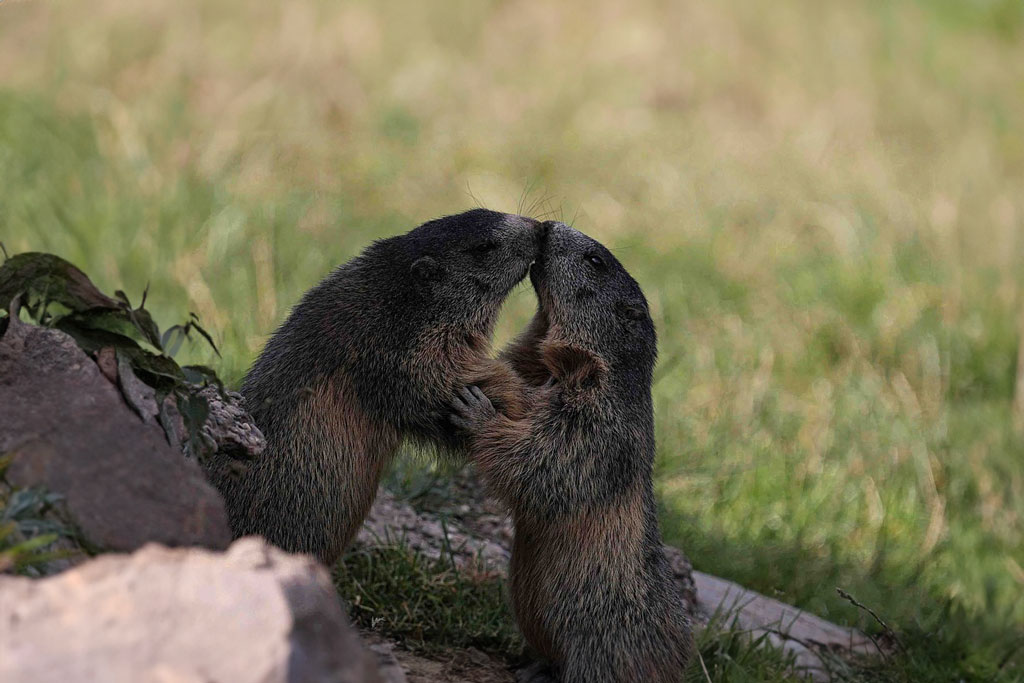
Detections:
[2, 0, 1023, 679]
[0, 458, 72, 576]
[333, 539, 817, 682]
[334, 544, 524, 658]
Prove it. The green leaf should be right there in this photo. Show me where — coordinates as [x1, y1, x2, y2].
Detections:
[128, 306, 163, 349]
[54, 317, 142, 355]
[188, 313, 221, 357]
[118, 346, 186, 390]
[0, 253, 119, 314]
[59, 309, 140, 338]
[182, 364, 222, 388]
[161, 325, 186, 358]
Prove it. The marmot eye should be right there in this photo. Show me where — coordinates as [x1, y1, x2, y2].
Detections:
[586, 253, 605, 268]
[467, 240, 499, 255]
[616, 302, 645, 322]
[622, 306, 645, 321]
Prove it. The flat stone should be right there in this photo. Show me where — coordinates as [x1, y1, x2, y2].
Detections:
[357, 489, 512, 571]
[694, 571, 881, 680]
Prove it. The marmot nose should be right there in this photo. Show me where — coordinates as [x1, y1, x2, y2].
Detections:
[536, 220, 555, 242]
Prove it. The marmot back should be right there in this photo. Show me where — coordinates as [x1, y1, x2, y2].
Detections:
[452, 222, 693, 682]
[210, 209, 543, 565]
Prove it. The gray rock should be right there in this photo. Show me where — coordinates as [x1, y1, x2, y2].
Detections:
[0, 316, 230, 552]
[367, 641, 409, 683]
[357, 489, 512, 570]
[195, 384, 266, 460]
[0, 538, 382, 683]
[662, 545, 698, 622]
[694, 571, 881, 681]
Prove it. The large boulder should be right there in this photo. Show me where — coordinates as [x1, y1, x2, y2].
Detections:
[0, 538, 382, 683]
[0, 316, 230, 552]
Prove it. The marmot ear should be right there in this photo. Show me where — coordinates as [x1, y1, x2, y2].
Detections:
[541, 343, 608, 391]
[411, 256, 443, 282]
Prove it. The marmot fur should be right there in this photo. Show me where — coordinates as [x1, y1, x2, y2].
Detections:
[210, 209, 543, 565]
[452, 221, 693, 682]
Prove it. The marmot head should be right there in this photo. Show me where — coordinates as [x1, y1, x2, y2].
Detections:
[397, 209, 543, 329]
[531, 221, 657, 394]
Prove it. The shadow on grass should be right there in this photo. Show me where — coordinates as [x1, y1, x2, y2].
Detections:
[663, 511, 1024, 682]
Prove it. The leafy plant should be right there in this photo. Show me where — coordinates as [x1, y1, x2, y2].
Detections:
[0, 249, 224, 462]
[0, 456, 72, 576]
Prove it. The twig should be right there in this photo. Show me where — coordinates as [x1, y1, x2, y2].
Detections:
[760, 627, 855, 679]
[836, 587, 905, 655]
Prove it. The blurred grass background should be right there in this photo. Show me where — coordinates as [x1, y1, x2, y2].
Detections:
[2, 0, 1023, 676]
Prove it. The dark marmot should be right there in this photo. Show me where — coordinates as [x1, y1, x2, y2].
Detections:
[210, 209, 543, 565]
[451, 221, 693, 682]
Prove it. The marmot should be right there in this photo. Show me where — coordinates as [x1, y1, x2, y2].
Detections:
[451, 221, 693, 682]
[209, 209, 543, 565]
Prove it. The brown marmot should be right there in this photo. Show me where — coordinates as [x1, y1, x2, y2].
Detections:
[451, 221, 693, 682]
[209, 209, 543, 565]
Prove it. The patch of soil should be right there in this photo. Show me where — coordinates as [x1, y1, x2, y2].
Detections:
[364, 633, 515, 683]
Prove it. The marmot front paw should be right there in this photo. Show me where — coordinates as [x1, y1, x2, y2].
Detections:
[450, 385, 496, 432]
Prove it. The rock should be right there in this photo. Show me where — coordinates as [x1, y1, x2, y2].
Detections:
[693, 571, 881, 681]
[195, 384, 266, 460]
[153, 378, 265, 462]
[367, 641, 410, 683]
[0, 538, 383, 683]
[115, 352, 160, 423]
[662, 545, 699, 622]
[0, 316, 230, 552]
[357, 489, 511, 571]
